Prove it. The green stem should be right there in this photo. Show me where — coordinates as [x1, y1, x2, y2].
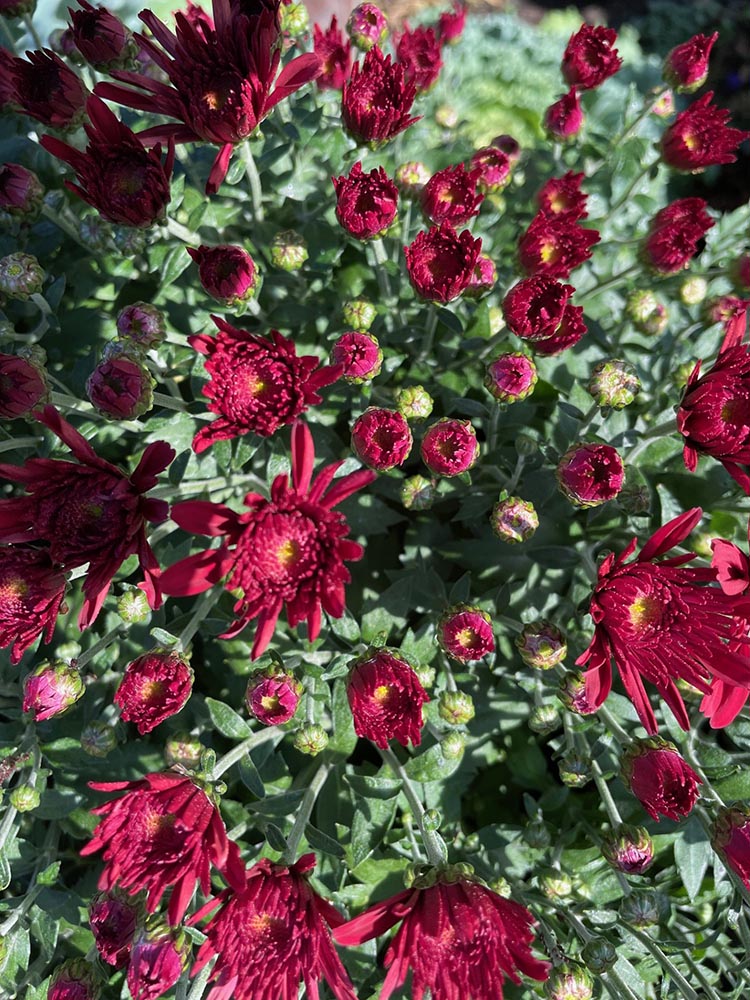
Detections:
[0, 801, 18, 856]
[371, 237, 394, 305]
[241, 143, 264, 222]
[23, 14, 44, 50]
[176, 587, 222, 652]
[625, 925, 701, 1000]
[608, 157, 660, 214]
[40, 204, 93, 252]
[590, 756, 623, 826]
[576, 264, 640, 304]
[210, 728, 283, 781]
[596, 703, 631, 745]
[505, 454, 526, 494]
[166, 219, 204, 246]
[419, 308, 439, 362]
[76, 624, 126, 669]
[576, 402, 600, 440]
[152, 391, 189, 412]
[281, 757, 333, 863]
[380, 746, 447, 867]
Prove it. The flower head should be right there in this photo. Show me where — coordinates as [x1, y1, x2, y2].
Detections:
[561, 24, 622, 89]
[437, 604, 494, 662]
[518, 214, 600, 280]
[661, 93, 750, 172]
[86, 348, 155, 420]
[245, 664, 303, 724]
[2, 47, 88, 129]
[517, 620, 567, 670]
[351, 407, 413, 470]
[0, 252, 45, 300]
[470, 145, 512, 195]
[502, 275, 573, 340]
[537, 171, 587, 221]
[420, 163, 483, 227]
[0, 163, 43, 217]
[127, 928, 185, 1000]
[331, 331, 383, 383]
[190, 317, 340, 454]
[491, 496, 538, 543]
[663, 32, 718, 92]
[421, 418, 479, 477]
[347, 648, 428, 748]
[187, 244, 259, 305]
[438, 1, 466, 44]
[404, 224, 482, 303]
[395, 23, 443, 93]
[601, 824, 654, 874]
[342, 45, 419, 146]
[116, 302, 166, 351]
[346, 2, 388, 50]
[544, 88, 584, 140]
[0, 546, 67, 664]
[643, 197, 714, 274]
[23, 660, 85, 721]
[69, 0, 136, 70]
[485, 352, 537, 403]
[89, 889, 139, 968]
[621, 737, 702, 820]
[333, 161, 399, 240]
[313, 15, 351, 90]
[713, 806, 750, 889]
[114, 649, 194, 734]
[161, 422, 375, 658]
[556, 443, 624, 508]
[0, 349, 50, 419]
[81, 770, 245, 925]
[395, 160, 431, 198]
[48, 960, 100, 1000]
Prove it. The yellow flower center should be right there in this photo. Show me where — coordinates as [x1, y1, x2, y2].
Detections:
[0, 577, 28, 602]
[628, 594, 661, 632]
[539, 241, 560, 264]
[683, 131, 699, 151]
[456, 627, 477, 649]
[372, 684, 392, 704]
[260, 694, 280, 714]
[276, 538, 300, 569]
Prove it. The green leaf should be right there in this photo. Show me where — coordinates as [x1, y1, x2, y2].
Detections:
[35, 862, 61, 887]
[349, 796, 398, 868]
[715, 771, 750, 800]
[0, 849, 10, 890]
[265, 822, 289, 853]
[403, 743, 462, 783]
[674, 816, 711, 903]
[237, 752, 265, 799]
[329, 679, 357, 755]
[160, 244, 191, 288]
[305, 823, 345, 859]
[344, 774, 403, 800]
[205, 698, 252, 740]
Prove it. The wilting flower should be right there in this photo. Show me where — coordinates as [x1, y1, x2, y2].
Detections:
[342, 45, 419, 146]
[438, 604, 494, 662]
[485, 353, 538, 403]
[536, 170, 587, 220]
[643, 197, 714, 274]
[470, 145, 512, 195]
[334, 865, 549, 1000]
[556, 443, 624, 508]
[576, 507, 750, 734]
[346, 2, 388, 51]
[0, 163, 43, 217]
[518, 214, 600, 280]
[491, 496, 538, 543]
[663, 32, 718, 92]
[0, 547, 66, 664]
[351, 407, 413, 470]
[23, 660, 85, 721]
[333, 161, 399, 240]
[127, 928, 185, 1000]
[420, 163, 483, 227]
[245, 664, 302, 724]
[313, 15, 351, 90]
[116, 302, 166, 351]
[190, 317, 340, 453]
[89, 890, 139, 968]
[114, 649, 194, 734]
[544, 88, 584, 140]
[69, 0, 136, 70]
[95, 0, 320, 194]
[161, 422, 375, 658]
[41, 96, 173, 228]
[661, 92, 750, 172]
[713, 806, 750, 889]
[0, 47, 88, 129]
[81, 771, 245, 925]
[561, 24, 622, 89]
[395, 23, 443, 93]
[87, 348, 155, 421]
[621, 738, 702, 821]
[438, 1, 466, 44]
[192, 854, 357, 1000]
[347, 648, 428, 748]
[404, 224, 482, 303]
[0, 350, 50, 419]
[331, 331, 383, 383]
[0, 406, 174, 629]
[187, 244, 259, 306]
[421, 418, 479, 477]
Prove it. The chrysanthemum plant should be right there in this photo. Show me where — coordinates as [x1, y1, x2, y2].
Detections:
[1, 1, 750, 997]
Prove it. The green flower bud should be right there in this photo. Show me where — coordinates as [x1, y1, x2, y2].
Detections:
[270, 230, 308, 271]
[9, 785, 41, 812]
[438, 690, 475, 726]
[557, 671, 597, 716]
[516, 620, 567, 670]
[620, 888, 670, 926]
[545, 961, 594, 1000]
[581, 937, 617, 974]
[558, 750, 592, 788]
[117, 587, 152, 623]
[80, 721, 117, 758]
[164, 732, 203, 769]
[0, 253, 45, 300]
[515, 432, 539, 456]
[395, 384, 434, 422]
[491, 496, 538, 543]
[524, 817, 551, 849]
[293, 723, 329, 755]
[489, 875, 511, 896]
[537, 867, 573, 900]
[626, 290, 668, 336]
[401, 474, 436, 511]
[79, 216, 114, 252]
[587, 359, 641, 410]
[280, 0, 309, 35]
[528, 704, 562, 735]
[112, 226, 148, 256]
[342, 298, 377, 331]
[601, 824, 654, 874]
[616, 481, 651, 515]
[680, 275, 708, 305]
[441, 730, 466, 760]
[413, 663, 437, 688]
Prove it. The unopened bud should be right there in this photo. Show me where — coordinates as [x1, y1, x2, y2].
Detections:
[0, 164, 44, 218]
[164, 732, 203, 769]
[270, 230, 308, 271]
[626, 290, 668, 336]
[246, 665, 303, 725]
[395, 384, 434, 421]
[537, 867, 573, 900]
[557, 671, 597, 715]
[545, 961, 594, 1000]
[441, 730, 466, 759]
[679, 275, 708, 305]
[528, 704, 562, 735]
[435, 105, 458, 129]
[620, 889, 670, 926]
[395, 161, 431, 198]
[438, 690, 475, 726]
[347, 3, 388, 51]
[581, 937, 617, 974]
[22, 661, 85, 722]
[342, 298, 377, 331]
[0, 253, 45, 300]
[558, 750, 591, 788]
[80, 721, 117, 758]
[116, 301, 166, 351]
[9, 785, 41, 812]
[293, 723, 329, 755]
[117, 587, 151, 623]
[516, 620, 567, 670]
[280, 0, 309, 35]
[485, 353, 537, 404]
[401, 474, 436, 511]
[602, 824, 654, 874]
[587, 359, 641, 410]
[87, 346, 155, 420]
[413, 663, 437, 688]
[331, 331, 382, 384]
[491, 496, 538, 543]
[524, 817, 551, 849]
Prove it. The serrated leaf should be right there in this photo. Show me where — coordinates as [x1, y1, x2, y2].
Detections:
[205, 698, 252, 740]
[674, 816, 711, 903]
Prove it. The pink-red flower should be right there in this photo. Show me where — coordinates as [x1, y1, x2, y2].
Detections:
[346, 648, 428, 748]
[333, 867, 549, 1000]
[81, 770, 245, 925]
[187, 244, 259, 305]
[561, 24, 622, 90]
[576, 507, 750, 734]
[342, 45, 420, 146]
[404, 224, 482, 303]
[313, 14, 351, 90]
[333, 161, 399, 240]
[395, 23, 443, 93]
[663, 32, 718, 93]
[556, 443, 624, 508]
[713, 806, 750, 889]
[0, 47, 88, 129]
[23, 659, 85, 721]
[351, 407, 413, 471]
[544, 87, 584, 140]
[470, 145, 512, 195]
[161, 422, 375, 658]
[331, 331, 383, 383]
[346, 3, 388, 51]
[643, 197, 714, 274]
[127, 929, 184, 1000]
[0, 406, 174, 629]
[484, 352, 537, 403]
[191, 854, 357, 1000]
[438, 604, 494, 662]
[95, 0, 321, 194]
[536, 170, 588, 221]
[621, 738, 702, 821]
[69, 0, 136, 70]
[437, 1, 466, 44]
[502, 274, 573, 340]
[86, 348, 154, 420]
[0, 350, 50, 418]
[661, 92, 750, 172]
[421, 418, 479, 477]
[190, 317, 341, 454]
[89, 890, 139, 968]
[0, 546, 67, 664]
[518, 213, 600, 279]
[114, 650, 194, 734]
[245, 664, 302, 724]
[420, 163, 483, 226]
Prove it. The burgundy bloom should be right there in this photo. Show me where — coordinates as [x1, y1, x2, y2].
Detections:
[114, 649, 194, 734]
[342, 45, 420, 146]
[561, 24, 622, 90]
[87, 349, 154, 420]
[470, 146, 512, 195]
[465, 254, 497, 299]
[556, 443, 624, 508]
[161, 422, 376, 658]
[22, 659, 85, 721]
[127, 929, 184, 1000]
[643, 197, 714, 274]
[485, 352, 537, 403]
[661, 92, 750, 171]
[313, 14, 351, 90]
[192, 854, 357, 1000]
[576, 507, 750, 734]
[89, 890, 139, 968]
[0, 546, 66, 664]
[395, 23, 443, 93]
[334, 868, 549, 1000]
[95, 0, 321, 194]
[191, 317, 340, 453]
[245, 665, 302, 724]
[0, 163, 43, 217]
[518, 213, 600, 279]
[351, 407, 413, 471]
[713, 807, 750, 889]
[420, 163, 483, 227]
[0, 351, 50, 419]
[536, 170, 587, 221]
[333, 161, 399, 240]
[2, 48, 88, 129]
[438, 604, 494, 662]
[438, 1, 466, 44]
[81, 770, 245, 925]
[48, 961, 99, 1000]
[187, 244, 259, 305]
[663, 32, 718, 92]
[502, 275, 573, 340]
[621, 738, 702, 821]
[544, 87, 584, 140]
[404, 224, 482, 303]
[41, 96, 174, 228]
[346, 648, 428, 748]
[0, 406, 174, 629]
[533, 305, 587, 355]
[331, 331, 383, 383]
[421, 418, 479, 477]
[69, 0, 136, 70]
[712, 537, 750, 598]
[731, 253, 750, 294]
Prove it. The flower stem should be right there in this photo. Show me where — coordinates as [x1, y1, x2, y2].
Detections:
[371, 237, 394, 305]
[590, 756, 623, 826]
[152, 391, 189, 412]
[0, 437, 43, 454]
[576, 402, 600, 440]
[241, 143, 264, 222]
[22, 14, 44, 50]
[596, 703, 631, 745]
[505, 454, 526, 494]
[76, 623, 127, 670]
[380, 746, 447, 867]
[166, 219, 204, 246]
[576, 264, 640, 304]
[625, 925, 701, 1000]
[176, 587, 223, 652]
[624, 418, 677, 464]
[281, 756, 333, 863]
[419, 308, 439, 362]
[210, 728, 284, 781]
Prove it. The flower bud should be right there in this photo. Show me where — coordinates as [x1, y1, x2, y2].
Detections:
[9, 785, 41, 812]
[112, 226, 148, 257]
[0, 348, 50, 419]
[116, 586, 151, 623]
[544, 88, 584, 141]
[620, 889, 670, 926]
[441, 730, 466, 759]
[79, 216, 113, 252]
[712, 806, 750, 889]
[581, 937, 617, 974]
[704, 294, 749, 326]
[663, 32, 717, 93]
[0, 0, 36, 16]
[558, 750, 591, 787]
[0, 163, 44, 218]
[394, 161, 431, 198]
[484, 352, 537, 404]
[86, 348, 155, 420]
[342, 298, 377, 331]
[116, 301, 166, 351]
[516, 620, 567, 670]
[351, 407, 413, 471]
[435, 105, 458, 129]
[421, 418, 479, 477]
[245, 665, 303, 725]
[188, 244, 259, 306]
[464, 254, 497, 299]
[651, 89, 675, 117]
[331, 331, 382, 383]
[49, 960, 100, 1000]
[400, 474, 436, 510]
[89, 889, 139, 968]
[80, 720, 117, 757]
[524, 817, 551, 849]
[413, 663, 436, 688]
[127, 928, 185, 1000]
[270, 230, 308, 271]
[602, 824, 654, 874]
[438, 690, 475, 725]
[422, 808, 441, 832]
[730, 253, 750, 294]
[280, 0, 309, 36]
[114, 649, 193, 734]
[545, 961, 594, 1000]
[164, 731, 203, 769]
[293, 723, 329, 755]
[621, 737, 701, 821]
[395, 384, 434, 421]
[616, 481, 651, 515]
[626, 289, 668, 335]
[437, 604, 494, 663]
[491, 496, 538, 543]
[557, 443, 625, 508]
[23, 661, 85, 722]
[587, 359, 641, 410]
[70, 3, 137, 70]
[557, 671, 597, 715]
[0, 252, 45, 300]
[471, 145, 512, 195]
[537, 867, 572, 900]
[515, 433, 538, 457]
[679, 275, 708, 305]
[528, 704, 562, 735]
[346, 2, 388, 50]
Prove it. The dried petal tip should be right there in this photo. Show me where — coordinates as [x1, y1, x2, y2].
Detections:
[438, 604, 495, 663]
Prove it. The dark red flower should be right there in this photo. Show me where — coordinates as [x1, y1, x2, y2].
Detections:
[342, 45, 420, 147]
[643, 197, 714, 274]
[245, 664, 302, 724]
[437, 604, 494, 662]
[601, 825, 654, 874]
[0, 406, 174, 629]
[395, 23, 443, 93]
[663, 32, 718, 92]
[313, 14, 351, 90]
[117, 302, 166, 351]
[192, 854, 357, 1000]
[89, 890, 138, 968]
[518, 213, 600, 279]
[127, 928, 184, 1000]
[621, 738, 702, 821]
[530, 303, 587, 355]
[86, 349, 154, 420]
[421, 418, 479, 477]
[81, 771, 245, 925]
[0, 546, 66, 664]
[3, 47, 88, 129]
[404, 223, 482, 303]
[470, 145, 512, 195]
[544, 87, 584, 139]
[334, 868, 549, 1000]
[502, 274, 573, 340]
[69, 0, 136, 70]
[351, 407, 413, 471]
[713, 807, 750, 889]
[48, 961, 99, 1000]
[438, 1, 466, 44]
[95, 0, 320, 194]
[187, 244, 259, 305]
[190, 317, 340, 454]
[0, 163, 43, 217]
[536, 170, 587, 220]
[556, 443, 624, 508]
[161, 422, 376, 658]
[562, 24, 622, 89]
[331, 331, 382, 383]
[346, 648, 428, 748]
[41, 96, 174, 228]
[661, 92, 750, 172]
[0, 350, 49, 418]
[333, 161, 399, 240]
[576, 507, 750, 734]
[22, 659, 85, 721]
[420, 163, 483, 227]
[114, 649, 194, 734]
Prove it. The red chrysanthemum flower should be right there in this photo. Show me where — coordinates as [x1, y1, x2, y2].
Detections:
[663, 32, 718, 93]
[161, 422, 376, 658]
[0, 163, 44, 217]
[187, 244, 259, 306]
[114, 649, 194, 734]
[556, 443, 624, 508]
[531, 303, 587, 356]
[0, 406, 173, 629]
[544, 87, 584, 140]
[245, 664, 303, 724]
[333, 867, 549, 1000]
[621, 738, 702, 821]
[420, 163, 483, 227]
[351, 407, 413, 471]
[86, 349, 154, 421]
[404, 223, 482, 303]
[128, 929, 185, 1000]
[0, 546, 67, 665]
[313, 14, 352, 90]
[346, 648, 428, 748]
[69, 0, 136, 70]
[576, 507, 750, 734]
[41, 96, 174, 228]
[191, 854, 357, 1000]
[81, 770, 245, 925]
[395, 23, 443, 93]
[190, 317, 341, 454]
[713, 807, 750, 889]
[22, 659, 85, 721]
[561, 24, 622, 90]
[333, 161, 399, 240]
[518, 213, 600, 280]
[2, 46, 88, 129]
[437, 1, 466, 44]
[0, 350, 50, 419]
[421, 417, 479, 477]
[437, 604, 495, 662]
[331, 331, 383, 383]
[484, 352, 537, 403]
[342, 45, 420, 146]
[502, 274, 573, 340]
[89, 890, 139, 968]
[95, 0, 320, 194]
[536, 170, 588, 221]
[643, 197, 714, 275]
[661, 92, 750, 172]
[470, 145, 512, 195]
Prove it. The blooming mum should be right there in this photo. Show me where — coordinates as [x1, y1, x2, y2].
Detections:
[556, 443, 625, 508]
[621, 738, 702, 821]
[81, 770, 245, 925]
[536, 171, 588, 221]
[544, 88, 584, 140]
[161, 422, 376, 658]
[0, 47, 88, 129]
[421, 418, 479, 477]
[470, 145, 512, 195]
[438, 604, 495, 662]
[333, 865, 549, 1000]
[187, 244, 259, 306]
[394, 23, 443, 93]
[346, 648, 428, 748]
[661, 93, 750, 172]
[342, 45, 420, 146]
[40, 96, 174, 228]
[404, 224, 482, 303]
[0, 350, 50, 419]
[518, 214, 600, 280]
[333, 161, 399, 240]
[561, 24, 622, 89]
[192, 854, 357, 1000]
[663, 32, 718, 93]
[190, 317, 341, 454]
[0, 546, 67, 664]
[643, 197, 714, 274]
[245, 664, 303, 724]
[420, 163, 483, 227]
[114, 649, 194, 734]
[502, 275, 573, 340]
[351, 407, 413, 470]
[576, 507, 750, 734]
[95, 0, 321, 194]
[313, 15, 351, 90]
[0, 406, 174, 629]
